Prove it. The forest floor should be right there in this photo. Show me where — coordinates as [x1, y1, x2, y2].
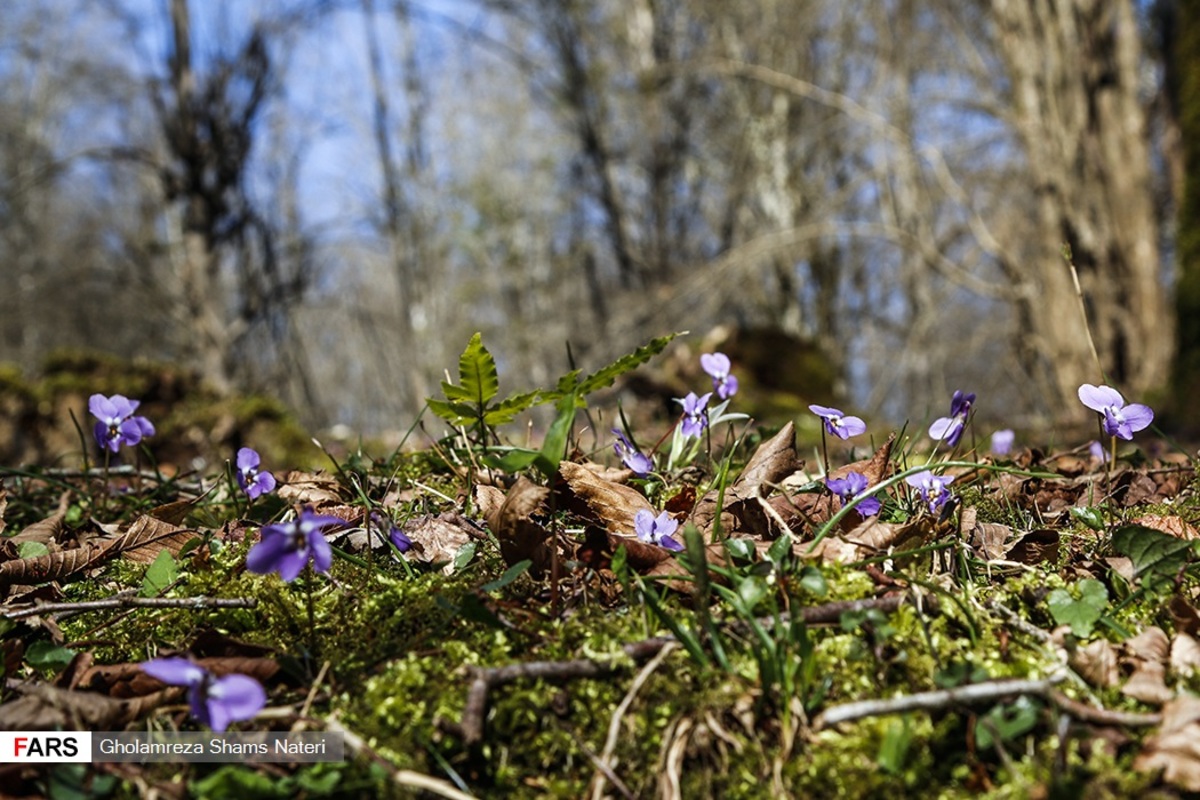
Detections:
[2, 338, 1199, 799]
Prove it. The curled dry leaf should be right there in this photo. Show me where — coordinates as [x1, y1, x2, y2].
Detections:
[0, 546, 102, 593]
[1135, 695, 1200, 791]
[1070, 638, 1120, 688]
[1171, 633, 1200, 678]
[1127, 514, 1199, 540]
[1122, 626, 1174, 706]
[961, 507, 1012, 561]
[405, 512, 481, 574]
[277, 471, 344, 505]
[692, 422, 803, 537]
[8, 491, 71, 550]
[486, 477, 551, 577]
[558, 460, 653, 535]
[99, 514, 200, 565]
[0, 682, 168, 731]
[807, 517, 923, 565]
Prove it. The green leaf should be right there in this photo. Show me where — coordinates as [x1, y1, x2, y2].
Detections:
[141, 549, 178, 597]
[1111, 524, 1197, 587]
[1070, 506, 1106, 531]
[532, 392, 578, 478]
[480, 559, 532, 592]
[574, 333, 679, 397]
[725, 538, 757, 561]
[483, 390, 544, 426]
[798, 565, 828, 597]
[482, 448, 541, 473]
[451, 541, 478, 573]
[766, 534, 793, 565]
[17, 541, 49, 559]
[975, 697, 1040, 750]
[877, 718, 913, 775]
[26, 640, 77, 671]
[1047, 578, 1108, 637]
[457, 332, 499, 407]
[426, 398, 477, 426]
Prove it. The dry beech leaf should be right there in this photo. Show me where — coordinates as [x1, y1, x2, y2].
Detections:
[961, 507, 1011, 561]
[8, 492, 71, 550]
[277, 471, 344, 505]
[100, 514, 200, 565]
[146, 498, 198, 527]
[473, 484, 506, 523]
[1070, 638, 1120, 688]
[692, 422, 802, 536]
[1171, 634, 1200, 678]
[0, 682, 169, 731]
[486, 477, 552, 577]
[1170, 597, 1200, 637]
[558, 461, 653, 535]
[1135, 695, 1200, 790]
[1004, 529, 1060, 565]
[405, 512, 479, 574]
[807, 518, 920, 565]
[1122, 626, 1174, 705]
[1128, 514, 1199, 540]
[0, 546, 102, 592]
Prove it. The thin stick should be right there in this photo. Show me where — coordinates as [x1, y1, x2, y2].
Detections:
[1066, 248, 1105, 380]
[325, 717, 478, 800]
[3, 596, 257, 621]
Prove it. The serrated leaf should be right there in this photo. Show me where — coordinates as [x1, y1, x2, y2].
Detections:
[1047, 578, 1108, 637]
[483, 390, 543, 426]
[1111, 524, 1196, 586]
[575, 333, 679, 396]
[440, 380, 474, 402]
[555, 369, 583, 394]
[457, 332, 499, 407]
[426, 398, 477, 426]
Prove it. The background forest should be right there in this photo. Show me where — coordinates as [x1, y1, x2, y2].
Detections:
[2, 0, 1197, 438]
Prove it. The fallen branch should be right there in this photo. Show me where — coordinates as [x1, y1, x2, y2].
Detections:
[3, 596, 257, 620]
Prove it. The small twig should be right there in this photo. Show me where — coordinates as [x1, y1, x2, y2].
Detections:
[295, 660, 331, 727]
[326, 716, 477, 800]
[3, 596, 257, 620]
[1045, 690, 1161, 727]
[814, 676, 1067, 729]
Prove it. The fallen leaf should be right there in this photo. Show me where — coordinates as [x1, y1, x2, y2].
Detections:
[0, 682, 167, 731]
[277, 471, 345, 505]
[558, 460, 653, 535]
[1171, 634, 1200, 678]
[1135, 695, 1200, 790]
[1128, 514, 1199, 540]
[99, 515, 200, 565]
[1070, 638, 1119, 688]
[1005, 529, 1060, 565]
[406, 512, 481, 574]
[7, 492, 71, 550]
[692, 422, 804, 537]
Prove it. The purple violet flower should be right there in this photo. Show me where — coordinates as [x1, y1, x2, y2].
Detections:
[371, 512, 413, 553]
[929, 390, 975, 447]
[676, 392, 712, 439]
[700, 352, 739, 400]
[89, 393, 155, 453]
[1088, 440, 1110, 463]
[1077, 384, 1154, 441]
[635, 509, 683, 552]
[808, 404, 867, 440]
[905, 470, 955, 514]
[612, 428, 654, 475]
[236, 447, 277, 500]
[991, 429, 1015, 456]
[246, 507, 344, 581]
[826, 472, 881, 517]
[140, 657, 266, 732]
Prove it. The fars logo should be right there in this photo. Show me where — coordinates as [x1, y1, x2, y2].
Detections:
[0, 732, 92, 763]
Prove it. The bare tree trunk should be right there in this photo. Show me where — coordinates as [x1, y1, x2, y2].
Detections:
[989, 0, 1171, 413]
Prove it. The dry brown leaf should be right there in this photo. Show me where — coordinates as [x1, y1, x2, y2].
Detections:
[961, 507, 1011, 561]
[1170, 596, 1200, 637]
[1070, 638, 1119, 688]
[486, 477, 551, 576]
[1135, 695, 1200, 790]
[0, 682, 169, 731]
[558, 460, 653, 534]
[1128, 514, 1199, 540]
[1171, 634, 1200, 678]
[1127, 626, 1171, 662]
[405, 512, 480, 574]
[8, 492, 71, 550]
[0, 486, 6, 536]
[0, 546, 102, 592]
[807, 518, 920, 564]
[99, 514, 200, 565]
[146, 498, 198, 527]
[1122, 627, 1174, 705]
[1004, 529, 1060, 565]
[277, 470, 344, 504]
[692, 422, 803, 537]
[473, 484, 506, 522]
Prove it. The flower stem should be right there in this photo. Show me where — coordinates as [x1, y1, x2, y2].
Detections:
[819, 428, 829, 477]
